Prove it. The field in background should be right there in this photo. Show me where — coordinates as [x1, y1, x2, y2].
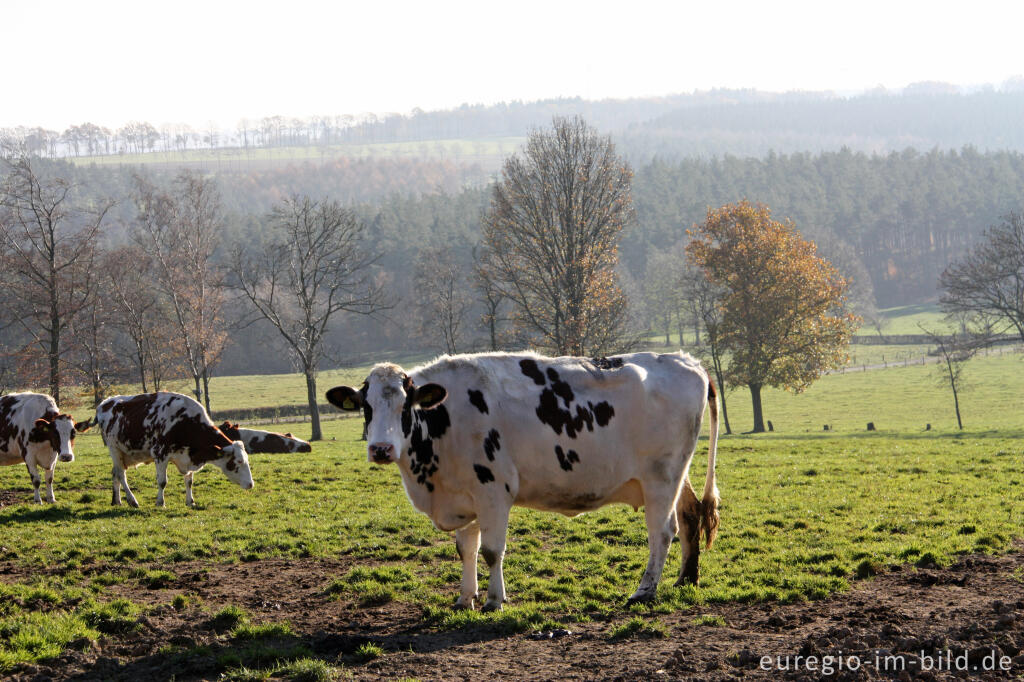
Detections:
[65, 137, 525, 171]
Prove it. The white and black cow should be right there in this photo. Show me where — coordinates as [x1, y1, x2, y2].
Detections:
[327, 351, 719, 610]
[217, 422, 312, 454]
[96, 392, 254, 508]
[0, 392, 92, 504]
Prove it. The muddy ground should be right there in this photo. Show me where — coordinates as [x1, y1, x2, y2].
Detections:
[5, 548, 1024, 681]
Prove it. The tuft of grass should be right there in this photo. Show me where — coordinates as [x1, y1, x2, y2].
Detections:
[79, 598, 141, 634]
[143, 569, 177, 589]
[232, 621, 295, 640]
[209, 604, 249, 632]
[353, 642, 384, 662]
[855, 559, 884, 579]
[693, 614, 727, 627]
[607, 615, 668, 640]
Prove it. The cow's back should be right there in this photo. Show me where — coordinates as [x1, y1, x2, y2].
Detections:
[98, 392, 227, 459]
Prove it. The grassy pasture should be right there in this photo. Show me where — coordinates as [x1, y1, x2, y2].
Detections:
[1, 346, 1023, 674]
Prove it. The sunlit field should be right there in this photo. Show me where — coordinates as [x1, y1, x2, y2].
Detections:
[2, 325, 1023, 674]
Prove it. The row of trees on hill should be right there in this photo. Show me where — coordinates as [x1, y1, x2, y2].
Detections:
[7, 85, 1024, 162]
[4, 118, 1023, 432]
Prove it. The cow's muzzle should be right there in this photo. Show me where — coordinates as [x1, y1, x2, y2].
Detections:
[368, 442, 395, 464]
[59, 453, 74, 463]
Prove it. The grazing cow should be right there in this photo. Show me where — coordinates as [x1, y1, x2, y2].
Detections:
[96, 392, 254, 508]
[217, 422, 312, 453]
[0, 392, 92, 504]
[326, 351, 719, 610]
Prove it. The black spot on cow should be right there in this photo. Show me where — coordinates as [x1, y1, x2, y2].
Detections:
[592, 401, 615, 427]
[421, 404, 450, 439]
[473, 464, 495, 484]
[362, 401, 373, 427]
[555, 445, 580, 471]
[408, 421, 439, 492]
[547, 368, 575, 407]
[519, 358, 546, 385]
[505, 483, 511, 494]
[483, 429, 501, 461]
[467, 389, 489, 414]
[591, 356, 624, 370]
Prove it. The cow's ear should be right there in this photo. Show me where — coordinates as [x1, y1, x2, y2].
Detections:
[74, 418, 94, 432]
[412, 383, 447, 409]
[284, 432, 293, 437]
[34, 418, 53, 432]
[219, 421, 230, 430]
[326, 386, 363, 411]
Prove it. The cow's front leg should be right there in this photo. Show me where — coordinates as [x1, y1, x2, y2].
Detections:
[477, 505, 511, 612]
[454, 522, 481, 610]
[25, 458, 42, 504]
[154, 460, 169, 507]
[628, 480, 680, 605]
[184, 471, 196, 507]
[44, 464, 56, 503]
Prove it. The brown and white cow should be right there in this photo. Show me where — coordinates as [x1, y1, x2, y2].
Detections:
[0, 392, 91, 504]
[97, 392, 254, 508]
[217, 422, 312, 454]
[327, 351, 719, 610]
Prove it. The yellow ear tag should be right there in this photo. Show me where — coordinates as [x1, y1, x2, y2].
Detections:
[342, 398, 355, 410]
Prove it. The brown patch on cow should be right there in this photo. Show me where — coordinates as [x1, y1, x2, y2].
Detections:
[218, 421, 241, 441]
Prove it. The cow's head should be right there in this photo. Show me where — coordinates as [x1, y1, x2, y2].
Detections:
[218, 421, 241, 441]
[216, 441, 254, 490]
[29, 414, 90, 462]
[326, 363, 447, 465]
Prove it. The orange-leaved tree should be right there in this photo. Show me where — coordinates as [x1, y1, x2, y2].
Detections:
[687, 201, 858, 433]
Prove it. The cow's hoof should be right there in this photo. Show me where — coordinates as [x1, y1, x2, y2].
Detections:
[481, 601, 503, 613]
[128, 500, 140, 509]
[673, 575, 699, 587]
[452, 600, 474, 611]
[625, 591, 656, 606]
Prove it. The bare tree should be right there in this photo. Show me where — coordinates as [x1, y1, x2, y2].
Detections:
[480, 116, 636, 356]
[679, 265, 733, 435]
[940, 211, 1024, 343]
[0, 151, 112, 402]
[919, 322, 990, 430]
[229, 195, 386, 440]
[131, 171, 227, 413]
[103, 245, 179, 392]
[412, 247, 472, 354]
[473, 246, 508, 351]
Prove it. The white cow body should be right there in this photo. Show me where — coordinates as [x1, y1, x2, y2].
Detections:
[96, 392, 254, 508]
[0, 392, 89, 503]
[327, 351, 719, 610]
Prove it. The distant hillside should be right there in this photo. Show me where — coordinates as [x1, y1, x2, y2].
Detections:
[12, 85, 1024, 172]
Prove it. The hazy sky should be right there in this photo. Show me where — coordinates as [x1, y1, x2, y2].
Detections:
[5, 0, 1022, 130]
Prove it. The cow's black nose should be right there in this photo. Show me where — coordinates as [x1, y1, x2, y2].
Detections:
[369, 442, 395, 463]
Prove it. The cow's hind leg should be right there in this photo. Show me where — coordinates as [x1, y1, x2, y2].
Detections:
[184, 471, 196, 507]
[454, 522, 481, 610]
[24, 458, 43, 504]
[477, 504, 512, 612]
[674, 476, 702, 586]
[110, 449, 139, 508]
[627, 475, 681, 605]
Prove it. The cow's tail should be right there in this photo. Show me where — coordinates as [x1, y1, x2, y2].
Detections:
[701, 375, 721, 550]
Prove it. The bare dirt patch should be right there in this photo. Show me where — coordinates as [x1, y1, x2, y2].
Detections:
[7, 549, 1024, 680]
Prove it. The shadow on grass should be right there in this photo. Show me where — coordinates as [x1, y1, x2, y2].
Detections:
[0, 505, 145, 524]
[61, 622, 519, 681]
